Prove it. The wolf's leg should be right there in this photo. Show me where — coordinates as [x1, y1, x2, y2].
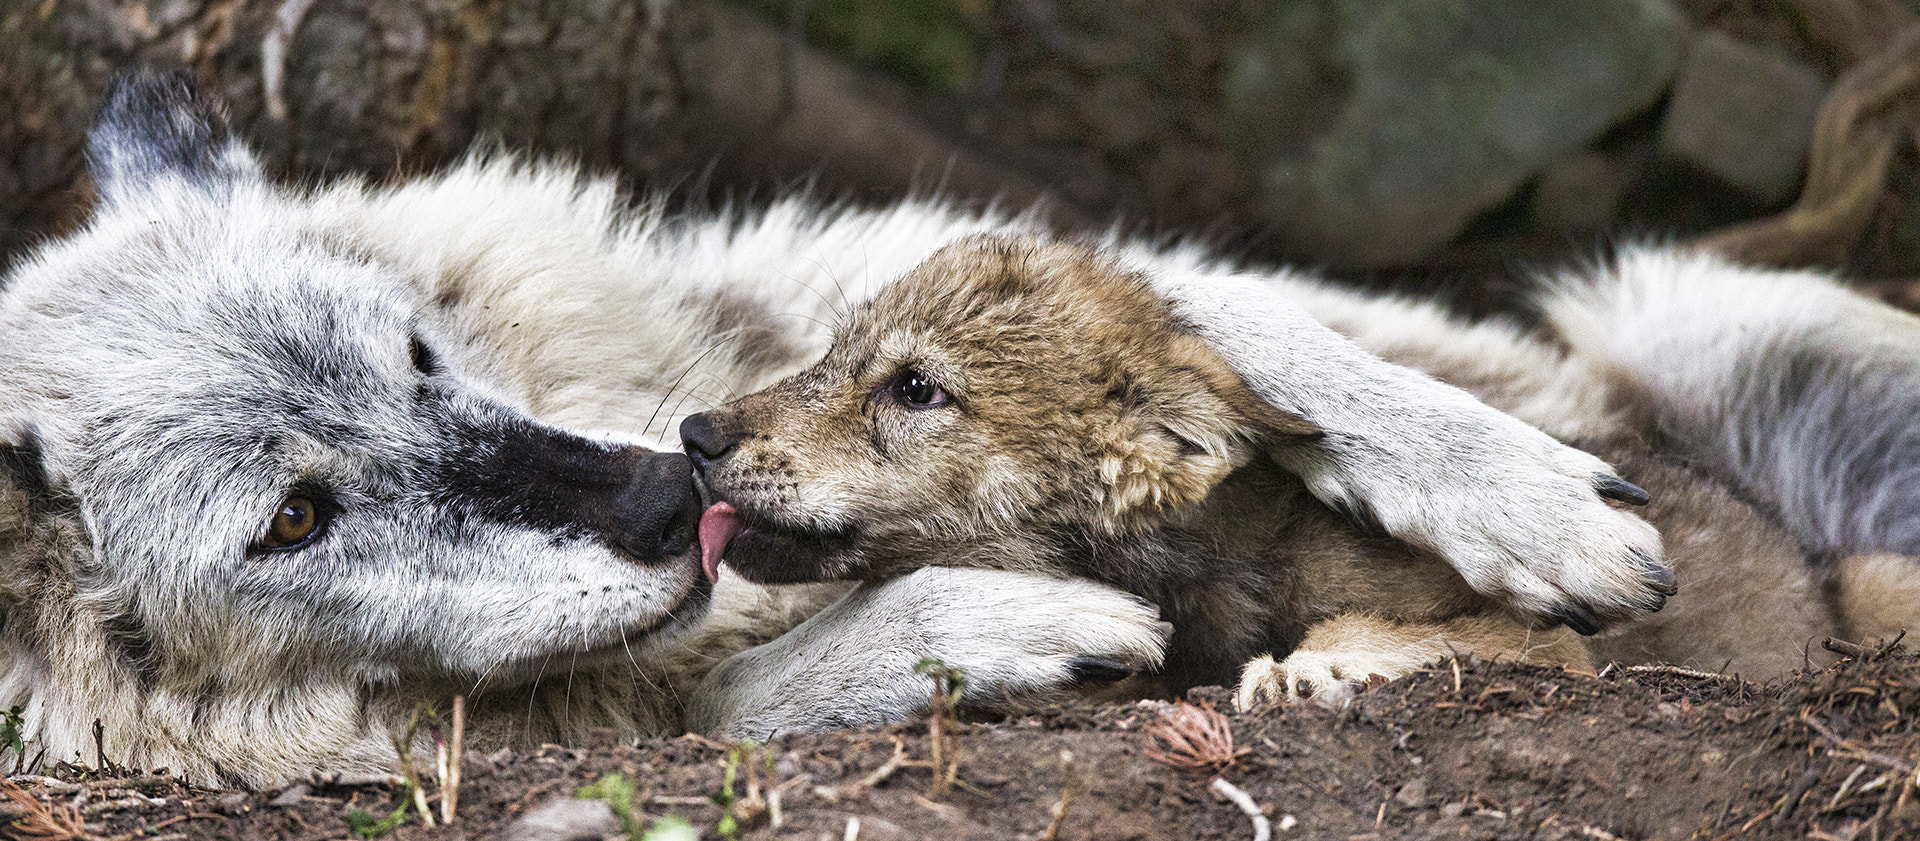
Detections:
[684, 567, 1170, 740]
[1150, 271, 1671, 634]
[1233, 613, 1589, 710]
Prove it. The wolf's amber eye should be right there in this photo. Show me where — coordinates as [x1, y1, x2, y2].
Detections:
[895, 370, 950, 409]
[259, 496, 324, 550]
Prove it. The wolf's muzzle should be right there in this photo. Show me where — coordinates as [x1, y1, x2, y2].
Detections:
[439, 420, 703, 566]
[610, 451, 703, 562]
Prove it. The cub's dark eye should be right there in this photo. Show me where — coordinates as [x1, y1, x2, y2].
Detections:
[256, 495, 327, 551]
[894, 370, 950, 409]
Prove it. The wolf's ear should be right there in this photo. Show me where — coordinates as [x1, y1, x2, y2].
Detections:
[1096, 340, 1321, 528]
[0, 428, 51, 503]
[88, 70, 261, 206]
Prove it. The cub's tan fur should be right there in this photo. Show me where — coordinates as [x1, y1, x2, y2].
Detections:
[689, 235, 1910, 705]
[688, 236, 1602, 701]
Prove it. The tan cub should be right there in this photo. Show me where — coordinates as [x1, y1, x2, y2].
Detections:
[681, 235, 1592, 703]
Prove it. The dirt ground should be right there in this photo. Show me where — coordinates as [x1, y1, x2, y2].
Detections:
[6, 643, 1913, 841]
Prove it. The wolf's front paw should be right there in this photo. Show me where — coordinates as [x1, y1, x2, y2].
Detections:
[1414, 432, 1672, 634]
[914, 568, 1172, 709]
[1320, 422, 1673, 635]
[1233, 651, 1384, 710]
[1155, 270, 1672, 634]
[691, 568, 1169, 739]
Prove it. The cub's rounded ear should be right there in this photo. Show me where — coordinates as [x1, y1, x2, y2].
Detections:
[1093, 336, 1324, 530]
[1174, 328, 1322, 444]
[88, 70, 262, 206]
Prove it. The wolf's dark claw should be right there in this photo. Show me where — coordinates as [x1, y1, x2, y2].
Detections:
[1553, 604, 1604, 636]
[1638, 548, 1677, 597]
[1066, 656, 1133, 684]
[1594, 475, 1650, 506]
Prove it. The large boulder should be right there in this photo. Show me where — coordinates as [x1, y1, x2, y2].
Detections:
[1224, 0, 1687, 267]
[1659, 29, 1829, 206]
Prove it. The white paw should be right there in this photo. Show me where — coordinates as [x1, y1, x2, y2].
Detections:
[1312, 419, 1673, 635]
[692, 568, 1169, 738]
[1417, 428, 1670, 633]
[912, 568, 1172, 707]
[1154, 269, 1674, 634]
[1234, 650, 1385, 711]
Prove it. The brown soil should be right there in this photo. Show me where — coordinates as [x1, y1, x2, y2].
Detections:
[9, 644, 1915, 841]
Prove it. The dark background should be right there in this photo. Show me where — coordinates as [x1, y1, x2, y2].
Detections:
[8, 0, 1920, 314]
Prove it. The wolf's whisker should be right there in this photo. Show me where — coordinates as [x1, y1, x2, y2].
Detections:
[645, 339, 735, 439]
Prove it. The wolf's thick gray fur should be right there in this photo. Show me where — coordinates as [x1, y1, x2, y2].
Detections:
[0, 71, 1806, 785]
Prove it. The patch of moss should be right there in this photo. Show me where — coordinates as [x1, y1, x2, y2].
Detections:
[742, 0, 989, 92]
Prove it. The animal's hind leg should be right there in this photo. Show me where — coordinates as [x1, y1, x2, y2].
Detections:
[1831, 553, 1920, 645]
[1234, 612, 1589, 711]
[1581, 448, 1838, 680]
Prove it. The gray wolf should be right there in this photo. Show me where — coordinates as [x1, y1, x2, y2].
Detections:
[685, 235, 1920, 706]
[0, 72, 1674, 785]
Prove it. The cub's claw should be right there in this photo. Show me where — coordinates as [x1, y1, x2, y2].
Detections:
[1234, 652, 1367, 711]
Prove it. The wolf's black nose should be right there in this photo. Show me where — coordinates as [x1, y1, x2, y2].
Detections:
[680, 412, 736, 462]
[613, 451, 702, 562]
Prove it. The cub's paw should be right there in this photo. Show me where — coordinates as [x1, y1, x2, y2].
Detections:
[1233, 651, 1397, 711]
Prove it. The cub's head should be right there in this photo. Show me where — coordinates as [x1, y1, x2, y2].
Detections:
[684, 235, 1318, 584]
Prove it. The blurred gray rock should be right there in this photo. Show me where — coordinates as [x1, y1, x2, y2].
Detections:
[1223, 0, 1686, 267]
[1660, 30, 1828, 205]
[1534, 149, 1638, 232]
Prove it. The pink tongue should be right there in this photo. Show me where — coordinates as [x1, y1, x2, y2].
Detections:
[697, 502, 743, 583]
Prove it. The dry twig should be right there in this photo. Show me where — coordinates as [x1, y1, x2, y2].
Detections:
[856, 737, 922, 789]
[1621, 664, 1739, 682]
[1211, 778, 1271, 841]
[1040, 750, 1082, 841]
[441, 694, 465, 824]
[1822, 631, 1908, 662]
[917, 658, 965, 797]
[1801, 714, 1916, 774]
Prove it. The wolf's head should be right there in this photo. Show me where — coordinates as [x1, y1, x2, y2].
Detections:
[0, 73, 706, 779]
[683, 235, 1321, 584]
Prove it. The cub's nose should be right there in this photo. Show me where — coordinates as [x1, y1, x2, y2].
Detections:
[680, 412, 737, 464]
[612, 451, 702, 562]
